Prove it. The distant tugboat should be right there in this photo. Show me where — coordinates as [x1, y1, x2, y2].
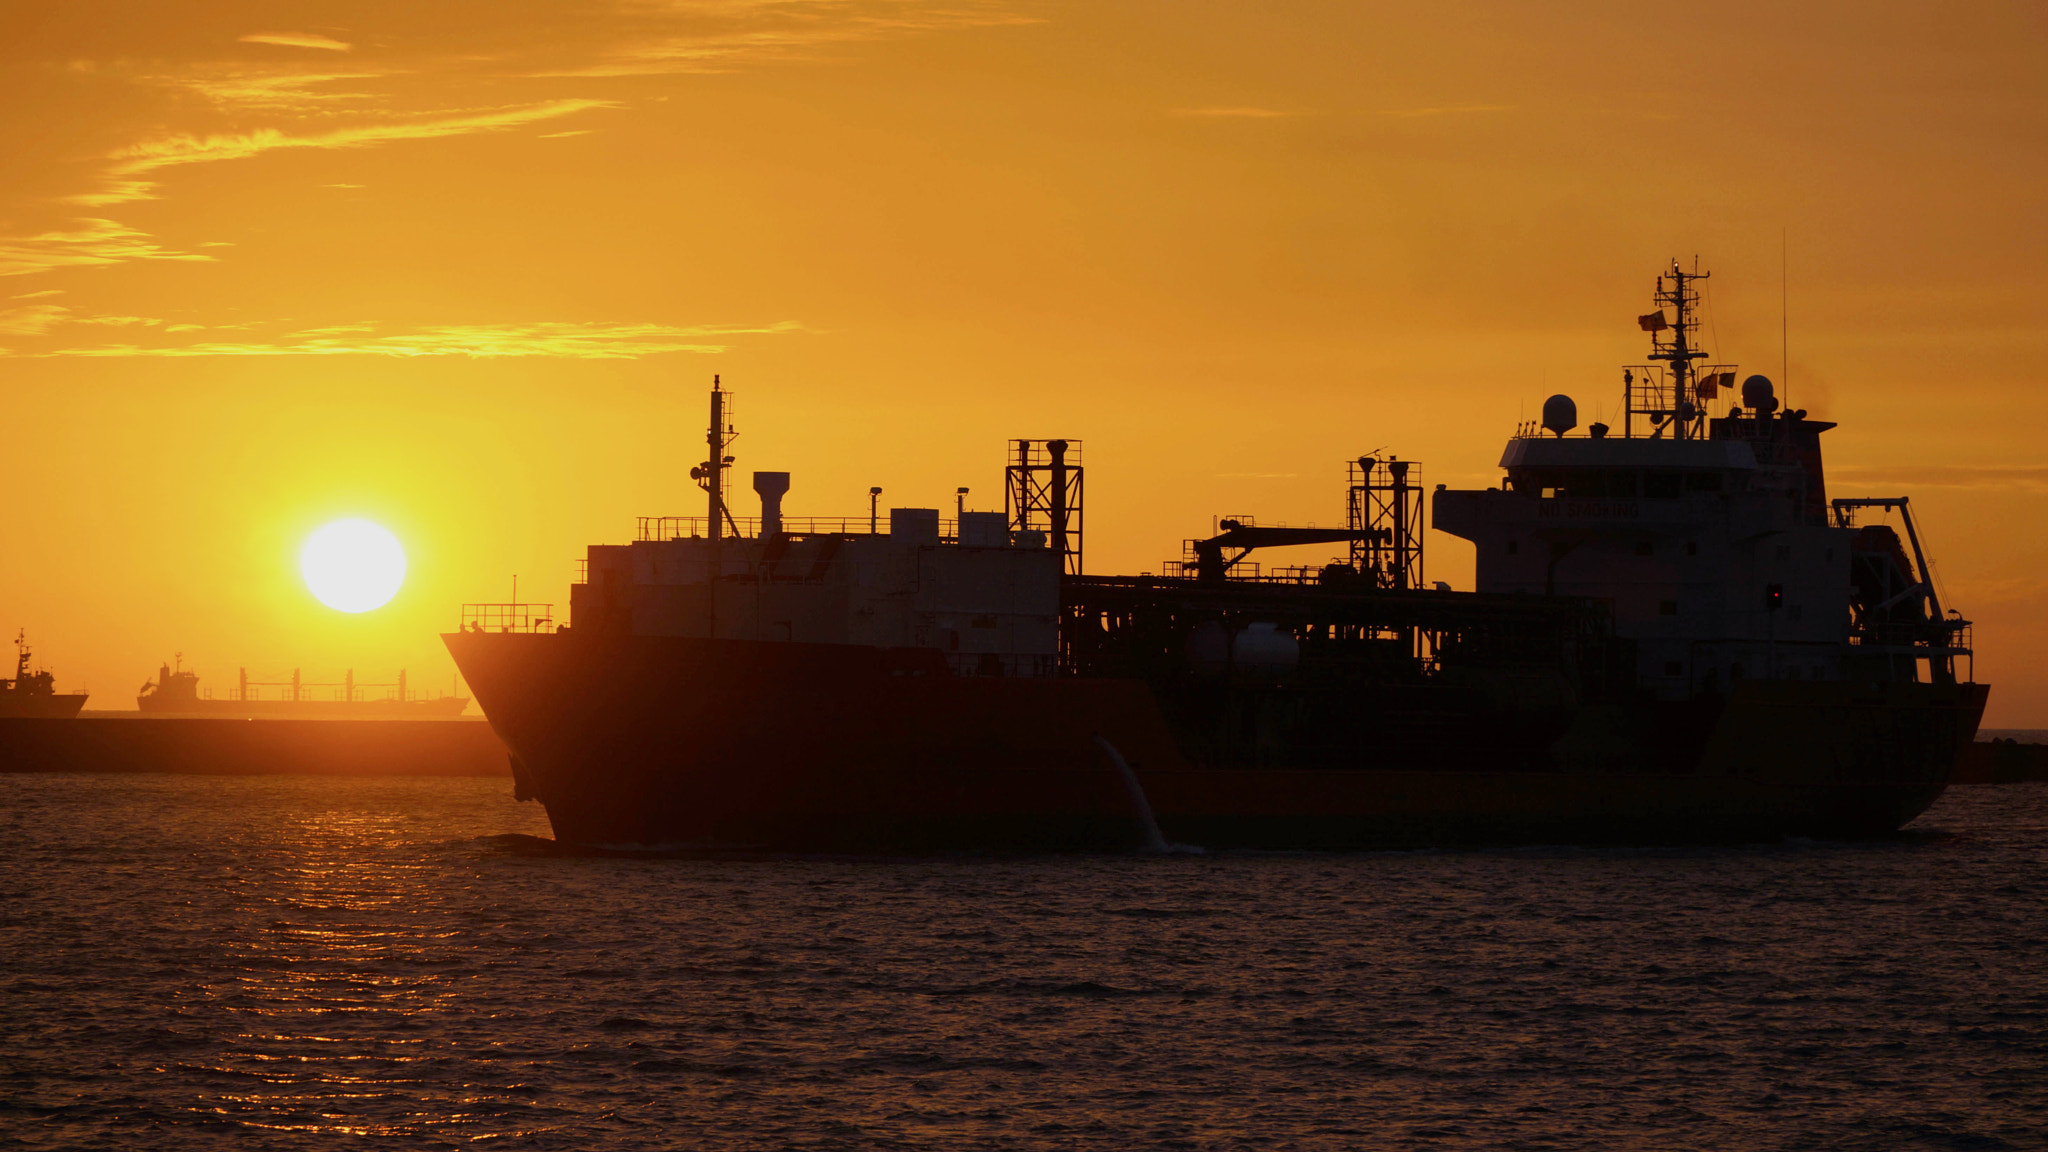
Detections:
[137, 656, 469, 718]
[0, 630, 88, 718]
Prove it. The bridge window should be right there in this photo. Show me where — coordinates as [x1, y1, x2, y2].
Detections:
[1685, 471, 1724, 492]
[1558, 470, 1643, 500]
[1663, 660, 1682, 676]
[1567, 472, 1607, 499]
[1510, 469, 1563, 494]
[1644, 471, 1682, 499]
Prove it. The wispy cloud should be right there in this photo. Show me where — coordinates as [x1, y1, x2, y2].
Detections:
[156, 69, 384, 112]
[1832, 465, 2048, 493]
[1385, 103, 1514, 117]
[13, 1, 1035, 289]
[0, 219, 214, 277]
[1171, 107, 1295, 118]
[71, 99, 618, 206]
[1948, 576, 2048, 606]
[0, 305, 71, 335]
[68, 181, 160, 208]
[289, 323, 376, 337]
[546, 2, 1039, 77]
[11, 289, 64, 300]
[117, 99, 615, 177]
[0, 304, 163, 334]
[21, 320, 805, 360]
[238, 32, 353, 52]
[76, 315, 164, 327]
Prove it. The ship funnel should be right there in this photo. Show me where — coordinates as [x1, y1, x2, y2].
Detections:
[1541, 394, 1578, 438]
[1741, 375, 1778, 414]
[753, 471, 790, 537]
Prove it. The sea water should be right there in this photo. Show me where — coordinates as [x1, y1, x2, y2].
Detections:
[1, 773, 2042, 1150]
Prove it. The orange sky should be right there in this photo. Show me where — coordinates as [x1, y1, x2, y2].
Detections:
[3, 1, 2044, 721]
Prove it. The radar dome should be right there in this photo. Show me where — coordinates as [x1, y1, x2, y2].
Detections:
[1541, 394, 1577, 438]
[1741, 374, 1778, 414]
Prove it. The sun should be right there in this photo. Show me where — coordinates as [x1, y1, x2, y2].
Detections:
[301, 519, 407, 613]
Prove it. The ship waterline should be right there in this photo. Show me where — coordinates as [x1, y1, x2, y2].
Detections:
[447, 631, 1985, 850]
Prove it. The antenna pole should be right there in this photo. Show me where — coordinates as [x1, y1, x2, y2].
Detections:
[708, 376, 726, 547]
[1673, 261, 1693, 439]
[1782, 227, 1789, 412]
[1644, 258, 1709, 439]
[706, 375, 727, 636]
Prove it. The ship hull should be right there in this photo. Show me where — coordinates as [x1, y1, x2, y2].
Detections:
[134, 697, 469, 719]
[0, 692, 89, 719]
[444, 632, 1986, 851]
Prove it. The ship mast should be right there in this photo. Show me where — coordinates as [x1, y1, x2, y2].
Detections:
[707, 376, 728, 546]
[1644, 259, 1710, 440]
[699, 376, 735, 636]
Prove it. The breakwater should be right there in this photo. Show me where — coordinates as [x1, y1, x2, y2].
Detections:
[0, 718, 507, 777]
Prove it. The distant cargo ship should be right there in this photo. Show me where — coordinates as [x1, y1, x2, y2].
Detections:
[0, 631, 88, 718]
[137, 657, 469, 718]
[448, 262, 1985, 850]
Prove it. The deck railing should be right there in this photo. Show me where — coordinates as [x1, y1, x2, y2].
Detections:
[458, 603, 557, 633]
[637, 515, 961, 542]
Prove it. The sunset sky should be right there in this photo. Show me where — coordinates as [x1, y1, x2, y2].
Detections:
[3, 1, 2043, 720]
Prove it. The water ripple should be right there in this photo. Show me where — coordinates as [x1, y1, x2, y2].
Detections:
[0, 774, 2042, 1149]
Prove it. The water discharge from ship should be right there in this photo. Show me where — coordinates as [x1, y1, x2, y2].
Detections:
[1095, 735, 1170, 853]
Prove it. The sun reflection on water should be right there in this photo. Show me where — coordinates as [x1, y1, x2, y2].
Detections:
[4, 775, 2045, 1149]
[166, 796, 551, 1139]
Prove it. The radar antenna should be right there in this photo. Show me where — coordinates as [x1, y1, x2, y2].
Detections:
[1626, 258, 1713, 439]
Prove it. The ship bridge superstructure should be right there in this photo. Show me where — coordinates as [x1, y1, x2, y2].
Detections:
[1435, 260, 1971, 698]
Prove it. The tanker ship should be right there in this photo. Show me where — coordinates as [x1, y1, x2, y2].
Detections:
[138, 657, 469, 718]
[447, 262, 1986, 850]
